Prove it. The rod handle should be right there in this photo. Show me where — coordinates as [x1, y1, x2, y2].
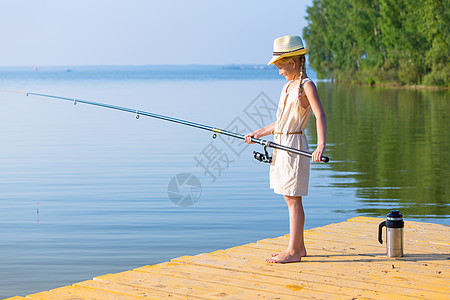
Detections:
[321, 156, 330, 163]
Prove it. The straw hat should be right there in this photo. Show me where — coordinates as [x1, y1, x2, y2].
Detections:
[267, 35, 308, 65]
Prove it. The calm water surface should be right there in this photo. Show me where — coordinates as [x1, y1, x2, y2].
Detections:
[0, 66, 448, 297]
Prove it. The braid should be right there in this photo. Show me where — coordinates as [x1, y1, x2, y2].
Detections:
[297, 55, 307, 100]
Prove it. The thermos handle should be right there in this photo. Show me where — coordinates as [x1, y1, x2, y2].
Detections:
[378, 221, 386, 244]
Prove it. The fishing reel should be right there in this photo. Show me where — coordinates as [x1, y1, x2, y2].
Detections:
[253, 146, 272, 163]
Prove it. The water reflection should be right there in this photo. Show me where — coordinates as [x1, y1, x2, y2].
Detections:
[312, 82, 449, 219]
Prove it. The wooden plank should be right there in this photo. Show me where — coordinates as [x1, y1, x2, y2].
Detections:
[306, 227, 450, 250]
[74, 279, 183, 300]
[325, 219, 450, 236]
[320, 221, 450, 242]
[258, 238, 449, 264]
[8, 217, 449, 300]
[316, 221, 450, 246]
[25, 285, 146, 300]
[134, 263, 356, 299]
[95, 270, 303, 299]
[348, 217, 450, 231]
[259, 239, 450, 264]
[259, 228, 450, 259]
[230, 244, 449, 288]
[136, 261, 418, 300]
[172, 250, 449, 299]
[239, 243, 449, 286]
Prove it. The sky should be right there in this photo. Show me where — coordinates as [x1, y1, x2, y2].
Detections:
[0, 0, 313, 66]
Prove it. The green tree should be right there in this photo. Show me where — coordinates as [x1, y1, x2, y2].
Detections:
[303, 0, 449, 86]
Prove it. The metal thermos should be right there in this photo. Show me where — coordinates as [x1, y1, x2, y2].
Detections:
[378, 210, 404, 257]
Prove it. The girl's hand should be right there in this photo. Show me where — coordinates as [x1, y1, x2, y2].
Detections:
[244, 122, 275, 144]
[312, 145, 326, 162]
[244, 131, 260, 144]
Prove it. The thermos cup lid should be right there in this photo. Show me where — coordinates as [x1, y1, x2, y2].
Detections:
[387, 210, 403, 221]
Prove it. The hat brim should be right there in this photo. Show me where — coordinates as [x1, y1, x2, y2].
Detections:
[267, 48, 308, 65]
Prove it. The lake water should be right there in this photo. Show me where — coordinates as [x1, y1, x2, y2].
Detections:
[0, 66, 448, 298]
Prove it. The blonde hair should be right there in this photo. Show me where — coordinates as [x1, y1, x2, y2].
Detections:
[297, 55, 307, 100]
[277, 55, 307, 99]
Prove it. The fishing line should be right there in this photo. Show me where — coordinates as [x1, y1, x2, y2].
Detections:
[1, 90, 330, 163]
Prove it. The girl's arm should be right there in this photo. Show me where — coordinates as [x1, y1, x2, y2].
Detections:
[304, 81, 327, 162]
[244, 121, 276, 144]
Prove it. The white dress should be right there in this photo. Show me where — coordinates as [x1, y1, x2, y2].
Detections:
[270, 78, 313, 196]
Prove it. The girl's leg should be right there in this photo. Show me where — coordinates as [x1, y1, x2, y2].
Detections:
[266, 195, 306, 263]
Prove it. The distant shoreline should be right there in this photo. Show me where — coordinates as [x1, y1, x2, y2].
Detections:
[0, 64, 277, 69]
[331, 79, 449, 91]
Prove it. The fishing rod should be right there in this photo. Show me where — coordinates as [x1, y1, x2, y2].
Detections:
[1, 90, 329, 163]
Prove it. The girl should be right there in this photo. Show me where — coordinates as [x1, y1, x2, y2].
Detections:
[245, 35, 326, 263]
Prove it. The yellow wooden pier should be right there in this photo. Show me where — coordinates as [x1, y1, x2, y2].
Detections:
[5, 217, 450, 299]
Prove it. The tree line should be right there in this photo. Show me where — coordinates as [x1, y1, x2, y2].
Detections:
[303, 0, 449, 87]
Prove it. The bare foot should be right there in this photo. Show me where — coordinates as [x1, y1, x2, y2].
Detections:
[271, 250, 285, 257]
[271, 249, 307, 258]
[266, 250, 302, 263]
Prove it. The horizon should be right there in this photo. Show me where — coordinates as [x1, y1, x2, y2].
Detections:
[0, 63, 279, 67]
